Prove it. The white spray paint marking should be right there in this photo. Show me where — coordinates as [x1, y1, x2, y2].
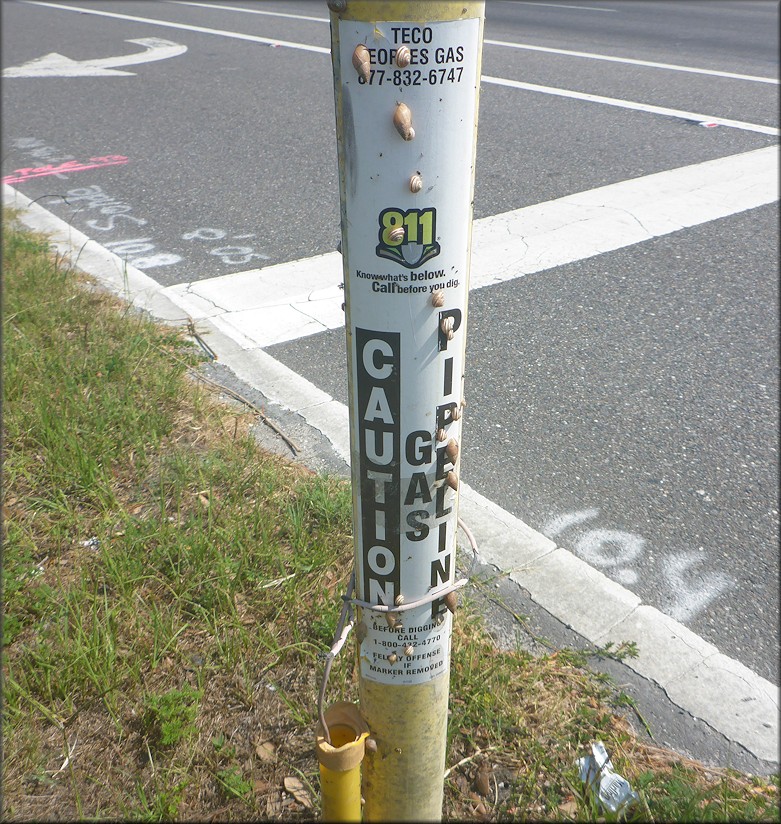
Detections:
[662, 551, 734, 623]
[3, 37, 186, 77]
[181, 227, 269, 266]
[44, 181, 270, 270]
[574, 529, 645, 580]
[165, 146, 779, 347]
[541, 508, 599, 538]
[63, 184, 182, 269]
[544, 508, 735, 622]
[103, 238, 180, 269]
[11, 136, 75, 166]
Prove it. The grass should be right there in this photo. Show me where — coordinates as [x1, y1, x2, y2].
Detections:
[2, 210, 778, 821]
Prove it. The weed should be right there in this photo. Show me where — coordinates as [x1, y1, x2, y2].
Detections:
[132, 775, 189, 822]
[141, 686, 200, 749]
[216, 766, 253, 801]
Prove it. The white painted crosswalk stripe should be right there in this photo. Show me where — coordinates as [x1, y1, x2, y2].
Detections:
[163, 145, 779, 349]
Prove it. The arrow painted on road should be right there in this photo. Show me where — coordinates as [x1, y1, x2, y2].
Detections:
[3, 37, 187, 77]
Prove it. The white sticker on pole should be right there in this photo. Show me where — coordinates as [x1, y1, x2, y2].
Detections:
[338, 17, 482, 685]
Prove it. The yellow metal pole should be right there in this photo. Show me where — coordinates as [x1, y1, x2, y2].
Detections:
[328, 1, 485, 820]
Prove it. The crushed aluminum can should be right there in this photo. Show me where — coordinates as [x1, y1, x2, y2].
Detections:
[577, 741, 639, 815]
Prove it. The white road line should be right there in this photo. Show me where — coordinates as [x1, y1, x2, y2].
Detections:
[483, 39, 780, 84]
[160, 146, 779, 349]
[4, 180, 777, 764]
[23, 1, 331, 54]
[172, 0, 778, 85]
[21, 2, 778, 135]
[504, 1, 616, 11]
[166, 0, 330, 25]
[482, 75, 780, 135]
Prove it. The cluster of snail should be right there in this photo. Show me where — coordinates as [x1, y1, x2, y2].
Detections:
[354, 42, 447, 308]
[352, 44, 419, 144]
[348, 35, 466, 504]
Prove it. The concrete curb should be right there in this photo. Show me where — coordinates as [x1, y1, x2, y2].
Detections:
[5, 183, 778, 766]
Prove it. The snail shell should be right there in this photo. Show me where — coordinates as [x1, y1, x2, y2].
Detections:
[388, 226, 405, 243]
[444, 591, 459, 614]
[445, 470, 459, 491]
[436, 427, 448, 442]
[445, 438, 459, 464]
[352, 44, 371, 82]
[393, 102, 415, 140]
[431, 289, 445, 308]
[394, 594, 405, 606]
[403, 644, 415, 657]
[395, 46, 412, 67]
[387, 652, 398, 664]
[451, 405, 462, 421]
[409, 173, 423, 193]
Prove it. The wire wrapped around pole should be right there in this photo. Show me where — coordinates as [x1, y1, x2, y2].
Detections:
[318, 571, 356, 745]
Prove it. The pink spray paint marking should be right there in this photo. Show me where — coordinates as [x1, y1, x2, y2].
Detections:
[2, 155, 128, 185]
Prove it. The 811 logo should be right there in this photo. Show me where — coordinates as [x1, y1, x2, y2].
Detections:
[376, 207, 441, 268]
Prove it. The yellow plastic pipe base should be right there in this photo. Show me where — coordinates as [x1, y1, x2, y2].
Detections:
[316, 702, 371, 822]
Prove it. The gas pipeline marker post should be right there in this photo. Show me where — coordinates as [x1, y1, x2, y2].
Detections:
[328, 1, 485, 819]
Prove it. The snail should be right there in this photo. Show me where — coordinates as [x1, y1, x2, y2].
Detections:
[395, 46, 412, 67]
[444, 591, 459, 614]
[445, 438, 459, 464]
[352, 44, 371, 82]
[431, 289, 445, 308]
[393, 102, 415, 140]
[409, 172, 423, 193]
[440, 316, 455, 340]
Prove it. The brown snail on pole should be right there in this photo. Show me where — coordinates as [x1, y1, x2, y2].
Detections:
[395, 45, 412, 67]
[393, 102, 415, 141]
[352, 44, 371, 82]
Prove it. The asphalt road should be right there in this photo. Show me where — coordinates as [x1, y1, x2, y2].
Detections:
[2, 0, 778, 691]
